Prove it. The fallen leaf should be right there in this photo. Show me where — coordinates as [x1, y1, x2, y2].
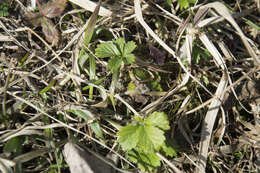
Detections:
[42, 0, 67, 18]
[63, 142, 114, 173]
[24, 11, 43, 26]
[41, 17, 60, 46]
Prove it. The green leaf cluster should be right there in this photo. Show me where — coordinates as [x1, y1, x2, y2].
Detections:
[0, 3, 9, 17]
[177, 0, 196, 10]
[128, 149, 161, 171]
[117, 112, 176, 172]
[95, 37, 136, 72]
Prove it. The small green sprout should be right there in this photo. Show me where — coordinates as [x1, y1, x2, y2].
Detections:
[95, 37, 137, 72]
[95, 37, 137, 95]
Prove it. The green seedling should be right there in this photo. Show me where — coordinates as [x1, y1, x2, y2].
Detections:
[117, 112, 177, 172]
[79, 0, 102, 100]
[95, 37, 136, 109]
[95, 37, 136, 92]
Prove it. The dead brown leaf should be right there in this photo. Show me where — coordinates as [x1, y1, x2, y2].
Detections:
[41, 17, 60, 46]
[42, 0, 67, 18]
[24, 0, 67, 46]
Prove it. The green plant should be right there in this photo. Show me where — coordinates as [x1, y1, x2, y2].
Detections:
[117, 112, 176, 172]
[78, 0, 102, 100]
[95, 37, 136, 72]
[0, 3, 9, 17]
[177, 0, 196, 10]
[95, 37, 137, 94]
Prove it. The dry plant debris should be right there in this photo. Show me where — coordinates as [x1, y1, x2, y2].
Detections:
[0, 0, 260, 172]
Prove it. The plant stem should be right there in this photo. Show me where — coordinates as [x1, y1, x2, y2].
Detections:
[89, 54, 96, 100]
[110, 69, 119, 94]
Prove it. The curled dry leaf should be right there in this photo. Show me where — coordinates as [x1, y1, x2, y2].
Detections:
[41, 17, 60, 46]
[24, 0, 67, 46]
[25, 11, 43, 26]
[25, 11, 42, 20]
[42, 0, 67, 18]
[25, 0, 67, 20]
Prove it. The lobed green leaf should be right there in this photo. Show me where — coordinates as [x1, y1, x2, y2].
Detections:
[128, 149, 161, 172]
[138, 125, 165, 152]
[117, 125, 141, 150]
[145, 112, 170, 130]
[123, 41, 136, 55]
[95, 42, 120, 58]
[114, 37, 125, 54]
[108, 57, 123, 72]
[161, 142, 177, 157]
[124, 54, 135, 64]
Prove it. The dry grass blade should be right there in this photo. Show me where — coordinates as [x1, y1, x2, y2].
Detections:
[0, 34, 12, 42]
[134, 0, 217, 116]
[193, 7, 209, 26]
[0, 20, 30, 52]
[13, 148, 52, 163]
[114, 94, 141, 117]
[68, 0, 112, 17]
[0, 20, 92, 95]
[196, 74, 228, 173]
[199, 33, 226, 70]
[200, 31, 256, 114]
[152, 3, 182, 25]
[218, 41, 236, 61]
[0, 157, 15, 173]
[183, 27, 193, 64]
[205, 2, 260, 65]
[0, 123, 65, 142]
[197, 8, 255, 28]
[140, 75, 188, 114]
[156, 153, 182, 173]
[0, 129, 43, 142]
[2, 0, 260, 172]
[133, 0, 191, 115]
